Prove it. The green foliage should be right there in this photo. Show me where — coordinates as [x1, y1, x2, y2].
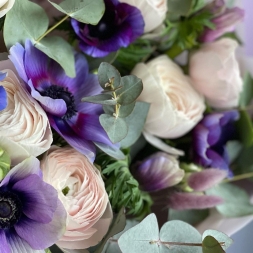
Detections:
[94, 142, 125, 160]
[202, 236, 225, 253]
[95, 152, 152, 219]
[47, 0, 105, 25]
[207, 183, 253, 217]
[167, 0, 193, 17]
[239, 72, 253, 108]
[82, 94, 118, 105]
[0, 148, 10, 180]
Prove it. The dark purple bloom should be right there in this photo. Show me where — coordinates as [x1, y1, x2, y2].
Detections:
[71, 0, 144, 57]
[132, 152, 184, 192]
[0, 72, 7, 111]
[192, 110, 239, 177]
[0, 156, 66, 252]
[9, 40, 118, 162]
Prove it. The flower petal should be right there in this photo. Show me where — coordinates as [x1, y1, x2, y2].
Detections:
[0, 85, 7, 110]
[12, 174, 58, 223]
[0, 230, 11, 253]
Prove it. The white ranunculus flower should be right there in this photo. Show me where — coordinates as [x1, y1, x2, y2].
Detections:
[120, 0, 167, 33]
[0, 0, 15, 18]
[0, 60, 53, 157]
[189, 38, 243, 109]
[132, 55, 205, 139]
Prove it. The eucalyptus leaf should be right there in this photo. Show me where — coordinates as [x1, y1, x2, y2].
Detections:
[202, 230, 233, 250]
[48, 0, 105, 25]
[99, 114, 128, 143]
[118, 214, 160, 253]
[202, 236, 225, 253]
[116, 75, 143, 105]
[82, 94, 117, 105]
[0, 148, 11, 180]
[120, 102, 150, 148]
[207, 183, 253, 217]
[4, 0, 49, 49]
[35, 36, 75, 77]
[167, 0, 193, 17]
[160, 220, 202, 253]
[239, 72, 253, 107]
[236, 109, 253, 147]
[94, 142, 125, 160]
[103, 103, 136, 118]
[98, 62, 121, 89]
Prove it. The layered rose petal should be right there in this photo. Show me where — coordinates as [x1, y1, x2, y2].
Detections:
[41, 147, 113, 250]
[0, 62, 53, 157]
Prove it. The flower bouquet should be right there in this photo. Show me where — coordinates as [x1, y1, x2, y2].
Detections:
[0, 0, 252, 252]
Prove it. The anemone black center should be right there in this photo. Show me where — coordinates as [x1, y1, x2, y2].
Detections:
[41, 85, 77, 120]
[0, 191, 22, 229]
[88, 9, 116, 40]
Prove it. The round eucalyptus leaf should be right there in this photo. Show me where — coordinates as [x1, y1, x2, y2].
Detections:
[202, 236, 225, 253]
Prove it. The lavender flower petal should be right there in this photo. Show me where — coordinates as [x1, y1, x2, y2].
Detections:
[0, 86, 7, 111]
[0, 230, 10, 253]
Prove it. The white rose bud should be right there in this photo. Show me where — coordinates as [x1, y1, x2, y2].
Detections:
[120, 0, 167, 33]
[0, 0, 15, 18]
[0, 60, 53, 157]
[189, 38, 243, 109]
[132, 55, 205, 139]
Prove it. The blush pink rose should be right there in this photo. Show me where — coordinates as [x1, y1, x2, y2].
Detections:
[41, 146, 113, 250]
[189, 38, 243, 109]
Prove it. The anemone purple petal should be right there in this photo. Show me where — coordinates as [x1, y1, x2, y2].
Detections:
[0, 230, 10, 253]
[0, 86, 7, 111]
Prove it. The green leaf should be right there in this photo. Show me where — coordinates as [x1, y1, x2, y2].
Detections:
[94, 142, 125, 160]
[236, 110, 253, 147]
[116, 76, 143, 105]
[160, 220, 202, 253]
[48, 0, 105, 25]
[82, 94, 117, 105]
[103, 102, 136, 118]
[99, 114, 128, 143]
[98, 62, 121, 90]
[120, 102, 150, 148]
[0, 148, 11, 180]
[93, 207, 126, 253]
[239, 72, 253, 107]
[167, 0, 193, 17]
[35, 36, 75, 77]
[202, 230, 233, 250]
[202, 236, 225, 253]
[4, 0, 49, 49]
[168, 209, 209, 226]
[207, 183, 253, 217]
[45, 249, 52, 253]
[118, 214, 160, 253]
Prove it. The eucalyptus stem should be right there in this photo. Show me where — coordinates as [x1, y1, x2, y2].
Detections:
[35, 14, 69, 44]
[222, 172, 253, 183]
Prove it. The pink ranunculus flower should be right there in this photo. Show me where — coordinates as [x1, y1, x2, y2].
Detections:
[41, 146, 113, 250]
[189, 38, 243, 109]
[0, 59, 53, 157]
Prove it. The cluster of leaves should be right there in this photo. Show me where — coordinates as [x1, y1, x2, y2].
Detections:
[82, 62, 150, 159]
[95, 151, 152, 219]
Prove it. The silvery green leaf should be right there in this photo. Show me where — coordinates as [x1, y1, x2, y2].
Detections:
[35, 36, 75, 77]
[116, 75, 143, 105]
[4, 0, 49, 49]
[99, 114, 128, 143]
[160, 220, 202, 253]
[120, 102, 150, 148]
[207, 183, 253, 217]
[0, 148, 11, 180]
[167, 0, 193, 16]
[103, 103, 136, 118]
[202, 230, 233, 250]
[94, 142, 125, 160]
[118, 214, 160, 253]
[98, 62, 121, 89]
[239, 72, 253, 107]
[82, 94, 117, 105]
[202, 236, 225, 253]
[48, 0, 105, 25]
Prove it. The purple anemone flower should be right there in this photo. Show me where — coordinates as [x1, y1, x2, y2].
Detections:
[0, 156, 66, 252]
[71, 0, 144, 57]
[0, 72, 7, 111]
[9, 40, 118, 162]
[192, 110, 239, 177]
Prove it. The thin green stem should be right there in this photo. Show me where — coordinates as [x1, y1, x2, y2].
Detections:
[35, 14, 69, 44]
[222, 172, 253, 183]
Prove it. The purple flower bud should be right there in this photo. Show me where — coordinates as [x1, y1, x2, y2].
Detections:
[200, 7, 244, 43]
[132, 152, 185, 192]
[168, 192, 223, 210]
[188, 168, 227, 191]
[206, 0, 226, 17]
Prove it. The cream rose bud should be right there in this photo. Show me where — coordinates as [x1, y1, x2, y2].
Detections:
[120, 0, 167, 33]
[189, 38, 243, 109]
[132, 55, 205, 139]
[0, 60, 52, 157]
[0, 0, 15, 18]
[41, 146, 113, 250]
